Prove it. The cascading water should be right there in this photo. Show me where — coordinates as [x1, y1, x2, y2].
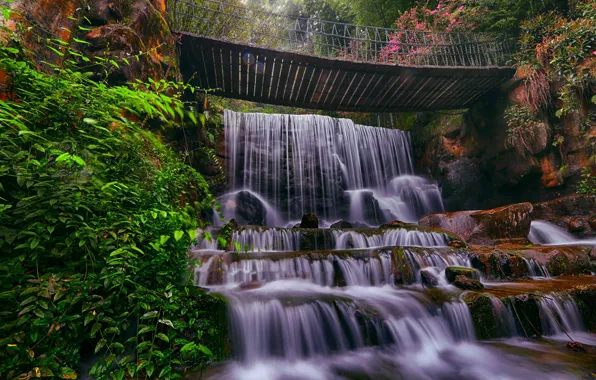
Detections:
[226, 226, 451, 253]
[196, 248, 595, 379]
[522, 257, 551, 278]
[221, 110, 443, 227]
[529, 220, 596, 246]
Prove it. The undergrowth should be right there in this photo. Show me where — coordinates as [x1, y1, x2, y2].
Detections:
[0, 8, 224, 380]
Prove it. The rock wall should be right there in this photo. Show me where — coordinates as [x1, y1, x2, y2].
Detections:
[3, 0, 179, 83]
[410, 82, 596, 212]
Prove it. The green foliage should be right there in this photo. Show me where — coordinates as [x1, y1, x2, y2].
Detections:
[516, 0, 596, 117]
[0, 21, 222, 380]
[467, 0, 568, 32]
[578, 167, 596, 195]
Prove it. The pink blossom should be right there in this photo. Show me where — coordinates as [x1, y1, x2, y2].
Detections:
[593, 50, 596, 56]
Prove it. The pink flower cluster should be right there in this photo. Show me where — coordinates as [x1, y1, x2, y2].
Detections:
[379, 0, 478, 64]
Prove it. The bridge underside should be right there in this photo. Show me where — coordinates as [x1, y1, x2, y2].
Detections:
[178, 33, 515, 112]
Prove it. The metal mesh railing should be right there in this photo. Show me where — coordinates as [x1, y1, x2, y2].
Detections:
[168, 0, 515, 67]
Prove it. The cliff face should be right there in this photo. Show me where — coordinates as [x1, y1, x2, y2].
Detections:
[3, 0, 178, 83]
[411, 81, 596, 212]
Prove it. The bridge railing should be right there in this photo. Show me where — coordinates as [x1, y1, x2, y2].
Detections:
[168, 0, 515, 67]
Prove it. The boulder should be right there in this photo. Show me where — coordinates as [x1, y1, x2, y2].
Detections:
[533, 194, 596, 219]
[419, 211, 477, 241]
[225, 191, 268, 225]
[420, 202, 533, 245]
[330, 220, 353, 229]
[468, 203, 533, 244]
[568, 218, 587, 233]
[453, 275, 484, 290]
[300, 213, 319, 229]
[445, 266, 480, 283]
[379, 220, 411, 229]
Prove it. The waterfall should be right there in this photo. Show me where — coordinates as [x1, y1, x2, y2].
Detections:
[223, 110, 444, 226]
[538, 293, 584, 337]
[195, 248, 471, 288]
[226, 226, 450, 253]
[528, 220, 596, 246]
[333, 229, 449, 249]
[522, 257, 551, 278]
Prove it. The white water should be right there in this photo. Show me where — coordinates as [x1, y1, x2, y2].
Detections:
[333, 228, 449, 249]
[195, 248, 471, 287]
[222, 110, 443, 226]
[522, 257, 551, 278]
[226, 226, 450, 253]
[528, 220, 596, 246]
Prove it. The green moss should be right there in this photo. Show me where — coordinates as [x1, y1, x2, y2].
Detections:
[392, 247, 415, 284]
[465, 294, 500, 340]
[445, 266, 480, 282]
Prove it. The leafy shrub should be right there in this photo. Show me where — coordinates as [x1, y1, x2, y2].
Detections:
[0, 21, 222, 380]
[516, 0, 596, 117]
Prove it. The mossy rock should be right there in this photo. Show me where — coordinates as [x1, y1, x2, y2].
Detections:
[392, 247, 415, 285]
[547, 251, 591, 276]
[570, 284, 596, 333]
[445, 266, 480, 283]
[505, 294, 542, 338]
[465, 293, 501, 340]
[453, 275, 484, 290]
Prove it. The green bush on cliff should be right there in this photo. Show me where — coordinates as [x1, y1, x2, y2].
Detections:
[0, 23, 222, 380]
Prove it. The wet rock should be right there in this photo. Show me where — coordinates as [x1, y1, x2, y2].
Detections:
[238, 281, 262, 290]
[419, 211, 476, 241]
[448, 240, 466, 248]
[570, 284, 596, 332]
[392, 248, 415, 285]
[420, 202, 532, 245]
[465, 294, 500, 340]
[445, 266, 480, 283]
[453, 275, 484, 290]
[420, 268, 438, 288]
[533, 194, 596, 219]
[330, 220, 353, 229]
[468, 203, 533, 245]
[379, 220, 410, 229]
[546, 250, 591, 276]
[300, 213, 319, 229]
[508, 294, 543, 338]
[589, 217, 596, 230]
[232, 191, 268, 225]
[567, 218, 586, 233]
[469, 250, 529, 280]
[566, 342, 586, 352]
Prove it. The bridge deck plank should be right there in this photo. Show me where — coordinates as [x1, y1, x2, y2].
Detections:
[178, 35, 514, 112]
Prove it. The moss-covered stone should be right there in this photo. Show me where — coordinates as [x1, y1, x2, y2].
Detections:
[453, 275, 484, 290]
[465, 293, 501, 340]
[392, 247, 415, 285]
[505, 294, 543, 338]
[445, 266, 480, 282]
[547, 251, 591, 276]
[570, 284, 596, 333]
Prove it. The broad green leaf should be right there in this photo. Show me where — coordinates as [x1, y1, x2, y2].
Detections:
[156, 333, 169, 343]
[158, 319, 174, 328]
[173, 230, 184, 241]
[199, 344, 213, 356]
[94, 339, 106, 354]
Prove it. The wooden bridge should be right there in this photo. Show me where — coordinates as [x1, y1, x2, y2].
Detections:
[169, 0, 516, 112]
